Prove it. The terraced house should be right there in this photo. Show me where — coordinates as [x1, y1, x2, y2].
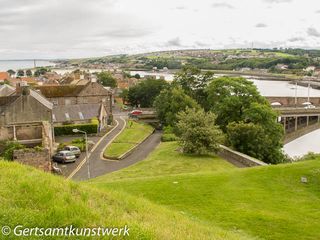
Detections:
[35, 82, 113, 129]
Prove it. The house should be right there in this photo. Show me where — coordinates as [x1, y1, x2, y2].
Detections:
[0, 72, 9, 81]
[0, 84, 54, 150]
[35, 82, 113, 128]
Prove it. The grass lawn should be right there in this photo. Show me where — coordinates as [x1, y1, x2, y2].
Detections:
[103, 120, 154, 159]
[97, 141, 235, 181]
[92, 142, 320, 240]
[0, 161, 251, 240]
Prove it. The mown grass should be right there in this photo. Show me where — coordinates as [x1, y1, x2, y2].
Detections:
[0, 161, 251, 240]
[103, 120, 154, 159]
[92, 142, 320, 240]
[97, 142, 235, 181]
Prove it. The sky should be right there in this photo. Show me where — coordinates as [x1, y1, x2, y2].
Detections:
[0, 0, 320, 59]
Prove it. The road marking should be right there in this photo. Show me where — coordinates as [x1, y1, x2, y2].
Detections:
[100, 116, 127, 161]
[66, 119, 120, 180]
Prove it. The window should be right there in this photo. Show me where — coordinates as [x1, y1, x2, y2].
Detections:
[78, 112, 84, 120]
[65, 99, 71, 105]
[52, 100, 58, 105]
[52, 114, 56, 122]
[65, 113, 70, 121]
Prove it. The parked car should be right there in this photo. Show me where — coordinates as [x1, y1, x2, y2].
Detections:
[64, 146, 81, 158]
[129, 110, 143, 117]
[52, 151, 76, 163]
[304, 104, 316, 109]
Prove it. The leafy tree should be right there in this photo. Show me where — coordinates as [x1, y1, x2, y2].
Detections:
[154, 87, 200, 126]
[176, 108, 224, 155]
[17, 70, 25, 77]
[173, 66, 214, 108]
[206, 77, 267, 131]
[134, 73, 141, 79]
[7, 69, 15, 77]
[97, 71, 117, 88]
[34, 67, 50, 77]
[26, 69, 33, 77]
[119, 89, 129, 104]
[127, 78, 168, 108]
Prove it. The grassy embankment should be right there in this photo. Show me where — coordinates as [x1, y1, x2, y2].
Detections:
[92, 141, 320, 240]
[103, 120, 154, 159]
[0, 160, 250, 240]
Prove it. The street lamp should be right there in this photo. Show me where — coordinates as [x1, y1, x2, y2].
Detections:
[72, 128, 90, 179]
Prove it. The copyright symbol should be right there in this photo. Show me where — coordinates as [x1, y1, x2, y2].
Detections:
[1, 226, 11, 236]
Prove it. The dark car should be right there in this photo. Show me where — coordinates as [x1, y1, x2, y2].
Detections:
[52, 151, 76, 163]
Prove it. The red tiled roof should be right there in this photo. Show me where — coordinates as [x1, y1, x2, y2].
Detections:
[0, 72, 9, 80]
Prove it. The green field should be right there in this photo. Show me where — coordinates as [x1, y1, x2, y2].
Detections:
[92, 142, 320, 240]
[0, 161, 250, 240]
[103, 120, 154, 159]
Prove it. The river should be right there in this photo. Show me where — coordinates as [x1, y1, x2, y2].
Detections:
[0, 60, 55, 71]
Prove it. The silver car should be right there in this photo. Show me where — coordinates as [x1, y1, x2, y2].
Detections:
[64, 146, 81, 158]
[52, 151, 76, 163]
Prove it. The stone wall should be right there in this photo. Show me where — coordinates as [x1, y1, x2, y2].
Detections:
[13, 148, 51, 172]
[218, 145, 267, 167]
[284, 123, 320, 144]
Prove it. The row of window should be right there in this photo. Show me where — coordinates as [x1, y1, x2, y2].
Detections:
[52, 112, 85, 122]
[52, 98, 108, 105]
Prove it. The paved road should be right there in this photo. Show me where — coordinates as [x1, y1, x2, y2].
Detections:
[71, 115, 161, 181]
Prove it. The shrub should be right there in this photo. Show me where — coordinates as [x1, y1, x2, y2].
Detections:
[161, 133, 179, 142]
[0, 141, 26, 160]
[54, 123, 98, 136]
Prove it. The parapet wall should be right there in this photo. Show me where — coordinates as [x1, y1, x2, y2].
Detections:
[13, 148, 51, 172]
[218, 145, 267, 167]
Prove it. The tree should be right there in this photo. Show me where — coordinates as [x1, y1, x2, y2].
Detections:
[26, 69, 33, 77]
[173, 66, 214, 108]
[119, 89, 129, 104]
[34, 67, 49, 77]
[97, 71, 117, 88]
[176, 108, 224, 155]
[17, 70, 24, 77]
[127, 78, 168, 108]
[206, 76, 267, 131]
[206, 77, 285, 164]
[7, 69, 15, 77]
[134, 73, 141, 79]
[153, 87, 200, 127]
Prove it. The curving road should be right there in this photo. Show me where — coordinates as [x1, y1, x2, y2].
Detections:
[70, 114, 161, 181]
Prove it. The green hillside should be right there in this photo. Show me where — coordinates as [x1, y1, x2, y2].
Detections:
[91, 142, 320, 240]
[0, 161, 250, 240]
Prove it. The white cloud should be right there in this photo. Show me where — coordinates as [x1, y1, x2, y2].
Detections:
[0, 0, 319, 59]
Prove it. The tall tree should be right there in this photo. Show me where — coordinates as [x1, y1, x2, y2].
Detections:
[127, 78, 168, 108]
[97, 71, 117, 88]
[154, 87, 200, 127]
[176, 108, 224, 155]
[173, 66, 214, 108]
[206, 76, 266, 131]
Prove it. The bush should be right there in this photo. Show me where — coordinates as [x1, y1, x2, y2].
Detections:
[58, 138, 86, 152]
[0, 141, 26, 160]
[54, 123, 98, 136]
[161, 133, 179, 142]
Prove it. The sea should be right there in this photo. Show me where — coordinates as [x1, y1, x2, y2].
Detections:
[0, 60, 55, 71]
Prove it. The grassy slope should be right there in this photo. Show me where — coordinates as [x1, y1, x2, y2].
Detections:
[98, 142, 235, 181]
[92, 142, 320, 240]
[104, 120, 154, 159]
[0, 161, 251, 240]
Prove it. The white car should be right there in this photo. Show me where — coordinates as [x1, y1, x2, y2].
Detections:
[304, 104, 316, 109]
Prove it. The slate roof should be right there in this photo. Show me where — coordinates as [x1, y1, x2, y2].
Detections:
[52, 103, 104, 123]
[0, 95, 19, 113]
[35, 84, 87, 98]
[0, 84, 15, 96]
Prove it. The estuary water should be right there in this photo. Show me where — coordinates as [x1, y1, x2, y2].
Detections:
[0, 60, 55, 71]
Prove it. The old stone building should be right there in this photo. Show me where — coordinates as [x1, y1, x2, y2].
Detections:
[35, 82, 113, 128]
[0, 85, 54, 150]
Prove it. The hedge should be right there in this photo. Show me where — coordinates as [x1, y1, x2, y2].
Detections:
[54, 123, 98, 136]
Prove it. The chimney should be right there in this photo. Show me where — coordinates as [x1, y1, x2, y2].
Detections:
[16, 82, 30, 96]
